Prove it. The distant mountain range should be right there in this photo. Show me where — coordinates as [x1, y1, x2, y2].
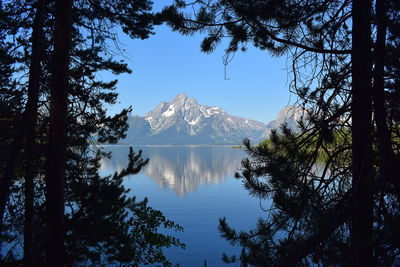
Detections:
[120, 94, 304, 145]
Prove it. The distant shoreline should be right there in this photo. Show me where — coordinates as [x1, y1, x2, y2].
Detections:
[99, 143, 243, 147]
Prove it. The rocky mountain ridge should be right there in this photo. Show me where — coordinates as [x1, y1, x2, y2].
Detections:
[121, 94, 304, 145]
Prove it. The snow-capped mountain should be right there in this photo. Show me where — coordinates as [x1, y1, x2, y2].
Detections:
[122, 94, 266, 144]
[121, 94, 304, 145]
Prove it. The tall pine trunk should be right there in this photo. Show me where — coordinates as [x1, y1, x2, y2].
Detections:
[372, 0, 400, 195]
[45, 0, 72, 265]
[24, 0, 46, 265]
[351, 0, 374, 265]
[0, 0, 46, 250]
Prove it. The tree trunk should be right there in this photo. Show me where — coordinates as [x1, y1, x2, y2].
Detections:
[351, 0, 374, 265]
[372, 0, 400, 195]
[24, 0, 46, 265]
[45, 0, 72, 265]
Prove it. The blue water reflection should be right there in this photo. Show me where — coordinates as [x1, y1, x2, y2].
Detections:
[100, 145, 268, 266]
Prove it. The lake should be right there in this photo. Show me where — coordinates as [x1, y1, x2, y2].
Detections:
[100, 145, 268, 266]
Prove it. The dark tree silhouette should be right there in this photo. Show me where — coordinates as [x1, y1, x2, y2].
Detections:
[0, 0, 185, 265]
[24, 0, 46, 264]
[350, 0, 374, 265]
[45, 0, 73, 264]
[160, 0, 400, 265]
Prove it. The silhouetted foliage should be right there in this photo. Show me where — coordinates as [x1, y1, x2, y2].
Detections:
[161, 0, 400, 265]
[0, 0, 184, 265]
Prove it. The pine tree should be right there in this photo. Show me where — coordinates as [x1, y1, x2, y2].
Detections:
[161, 0, 400, 265]
[0, 0, 185, 265]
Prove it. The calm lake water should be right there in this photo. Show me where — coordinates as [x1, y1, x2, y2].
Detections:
[100, 145, 267, 266]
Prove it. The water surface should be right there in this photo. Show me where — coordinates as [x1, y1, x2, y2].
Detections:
[100, 145, 267, 266]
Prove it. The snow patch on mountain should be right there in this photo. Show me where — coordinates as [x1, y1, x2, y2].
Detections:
[162, 104, 176, 117]
[122, 94, 303, 145]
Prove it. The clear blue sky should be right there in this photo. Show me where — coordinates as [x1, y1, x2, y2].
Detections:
[104, 11, 295, 123]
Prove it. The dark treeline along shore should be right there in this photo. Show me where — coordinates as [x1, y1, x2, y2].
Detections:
[1, 0, 400, 266]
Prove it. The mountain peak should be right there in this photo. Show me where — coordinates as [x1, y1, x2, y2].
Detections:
[173, 93, 188, 102]
[170, 93, 199, 110]
[276, 105, 305, 121]
[261, 105, 304, 140]
[124, 94, 268, 144]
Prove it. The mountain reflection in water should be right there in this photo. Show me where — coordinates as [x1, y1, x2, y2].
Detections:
[100, 145, 267, 266]
[100, 145, 245, 196]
